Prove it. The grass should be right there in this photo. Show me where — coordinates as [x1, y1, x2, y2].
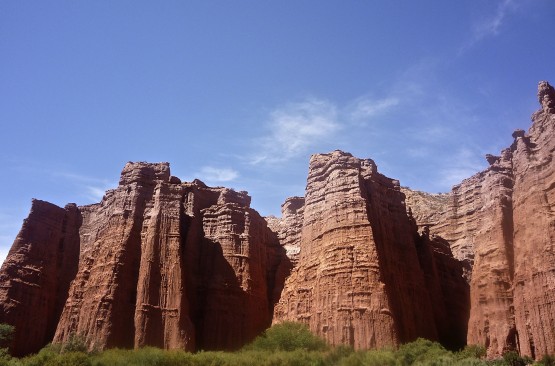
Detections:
[0, 322, 549, 366]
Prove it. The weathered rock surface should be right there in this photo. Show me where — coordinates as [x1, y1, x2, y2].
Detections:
[511, 81, 555, 359]
[273, 151, 469, 350]
[401, 188, 451, 229]
[0, 200, 80, 356]
[265, 196, 304, 266]
[406, 81, 555, 359]
[0, 163, 288, 354]
[0, 81, 554, 359]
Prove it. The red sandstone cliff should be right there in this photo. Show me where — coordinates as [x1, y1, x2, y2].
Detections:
[403, 81, 555, 359]
[511, 82, 555, 358]
[0, 81, 553, 359]
[0, 163, 288, 354]
[0, 200, 80, 356]
[265, 196, 304, 266]
[272, 151, 469, 350]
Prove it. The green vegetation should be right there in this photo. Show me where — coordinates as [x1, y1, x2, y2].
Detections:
[0, 322, 551, 365]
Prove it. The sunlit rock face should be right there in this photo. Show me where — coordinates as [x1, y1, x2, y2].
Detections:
[0, 200, 80, 356]
[273, 150, 469, 350]
[0, 162, 289, 355]
[0, 81, 553, 359]
[404, 81, 555, 359]
[511, 81, 555, 359]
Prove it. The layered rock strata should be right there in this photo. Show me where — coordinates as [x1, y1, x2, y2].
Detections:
[265, 196, 304, 266]
[0, 201, 80, 356]
[511, 81, 555, 358]
[0, 80, 553, 359]
[404, 81, 555, 358]
[273, 151, 469, 350]
[0, 163, 288, 354]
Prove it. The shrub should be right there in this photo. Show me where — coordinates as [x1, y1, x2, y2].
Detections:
[20, 344, 60, 366]
[339, 349, 397, 366]
[396, 338, 452, 365]
[501, 351, 532, 366]
[0, 325, 14, 350]
[245, 322, 327, 352]
[457, 345, 487, 360]
[44, 352, 91, 366]
[61, 334, 88, 354]
[537, 354, 555, 366]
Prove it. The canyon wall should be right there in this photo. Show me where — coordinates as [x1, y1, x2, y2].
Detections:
[0, 163, 289, 355]
[0, 201, 80, 356]
[272, 151, 469, 350]
[0, 81, 553, 359]
[511, 82, 555, 358]
[404, 81, 555, 358]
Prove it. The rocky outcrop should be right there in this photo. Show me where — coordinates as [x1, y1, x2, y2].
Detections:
[265, 196, 304, 266]
[459, 150, 516, 358]
[0, 200, 80, 356]
[511, 81, 555, 359]
[0, 162, 288, 354]
[273, 151, 469, 350]
[410, 81, 555, 359]
[401, 188, 451, 229]
[0, 81, 553, 359]
[414, 231, 470, 350]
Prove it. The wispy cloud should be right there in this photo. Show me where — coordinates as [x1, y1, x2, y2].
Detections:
[0, 244, 10, 266]
[461, 0, 517, 52]
[54, 172, 116, 202]
[439, 148, 486, 187]
[349, 97, 400, 121]
[196, 166, 239, 183]
[251, 98, 340, 164]
[85, 186, 108, 201]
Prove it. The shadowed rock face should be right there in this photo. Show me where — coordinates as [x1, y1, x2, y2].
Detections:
[265, 196, 304, 266]
[0, 201, 80, 356]
[0, 163, 289, 354]
[272, 151, 469, 350]
[511, 81, 555, 359]
[404, 81, 555, 359]
[0, 81, 553, 359]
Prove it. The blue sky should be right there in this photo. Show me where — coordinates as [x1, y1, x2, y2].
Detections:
[1, 1, 554, 262]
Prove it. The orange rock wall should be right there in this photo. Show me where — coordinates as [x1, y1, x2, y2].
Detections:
[273, 151, 468, 349]
[0, 200, 80, 356]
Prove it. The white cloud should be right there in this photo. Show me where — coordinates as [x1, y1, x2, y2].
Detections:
[251, 98, 340, 164]
[197, 166, 239, 183]
[349, 97, 400, 120]
[439, 148, 486, 187]
[85, 186, 109, 201]
[0, 243, 10, 266]
[461, 0, 517, 52]
[475, 0, 514, 38]
[54, 171, 116, 203]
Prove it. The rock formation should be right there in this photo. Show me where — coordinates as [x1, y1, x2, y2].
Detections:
[0, 80, 553, 359]
[0, 201, 80, 356]
[403, 81, 555, 359]
[0, 163, 289, 355]
[265, 196, 304, 266]
[511, 81, 555, 359]
[272, 151, 469, 350]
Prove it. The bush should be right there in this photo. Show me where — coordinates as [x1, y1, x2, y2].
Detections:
[245, 322, 327, 352]
[501, 351, 532, 366]
[92, 347, 197, 366]
[396, 338, 452, 365]
[61, 334, 88, 354]
[44, 352, 91, 366]
[338, 349, 397, 366]
[457, 345, 487, 360]
[537, 354, 555, 366]
[0, 325, 14, 350]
